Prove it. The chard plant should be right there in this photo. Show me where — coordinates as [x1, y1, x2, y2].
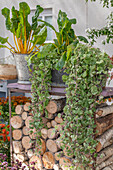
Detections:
[37, 10, 88, 70]
[0, 2, 47, 54]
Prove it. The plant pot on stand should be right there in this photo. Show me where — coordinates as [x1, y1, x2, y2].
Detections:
[14, 54, 31, 84]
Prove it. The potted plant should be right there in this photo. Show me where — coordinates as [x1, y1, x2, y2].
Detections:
[0, 2, 47, 84]
[30, 10, 88, 86]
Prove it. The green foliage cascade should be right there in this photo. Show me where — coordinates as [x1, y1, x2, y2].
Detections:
[61, 43, 112, 168]
[28, 41, 112, 169]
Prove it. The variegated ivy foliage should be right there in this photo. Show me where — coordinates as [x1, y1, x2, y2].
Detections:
[28, 42, 112, 168]
[28, 44, 58, 143]
[0, 2, 47, 54]
[61, 43, 112, 168]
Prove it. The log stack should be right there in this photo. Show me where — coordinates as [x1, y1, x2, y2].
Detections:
[11, 99, 113, 169]
[96, 104, 113, 170]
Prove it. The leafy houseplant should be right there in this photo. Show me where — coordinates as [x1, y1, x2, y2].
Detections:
[37, 10, 88, 71]
[28, 8, 112, 169]
[0, 2, 47, 84]
[29, 10, 88, 86]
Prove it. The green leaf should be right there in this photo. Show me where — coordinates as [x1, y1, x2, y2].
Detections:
[16, 2, 31, 41]
[91, 85, 98, 95]
[11, 6, 20, 34]
[36, 43, 53, 58]
[57, 10, 67, 32]
[0, 37, 8, 44]
[77, 36, 89, 43]
[2, 7, 11, 31]
[32, 5, 43, 30]
[67, 39, 79, 60]
[56, 51, 66, 70]
[0, 44, 7, 48]
[32, 27, 47, 45]
[37, 19, 57, 33]
[82, 71, 87, 78]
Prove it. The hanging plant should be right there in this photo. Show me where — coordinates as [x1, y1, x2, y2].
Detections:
[61, 43, 112, 169]
[28, 44, 58, 143]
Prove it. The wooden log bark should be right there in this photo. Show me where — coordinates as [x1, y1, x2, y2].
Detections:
[55, 151, 64, 161]
[46, 139, 58, 153]
[59, 157, 72, 170]
[47, 113, 54, 119]
[41, 128, 48, 139]
[29, 155, 42, 170]
[42, 117, 48, 127]
[15, 105, 23, 115]
[96, 126, 113, 152]
[36, 139, 46, 155]
[53, 164, 60, 170]
[97, 156, 113, 169]
[55, 137, 63, 149]
[24, 102, 31, 111]
[22, 136, 32, 149]
[22, 126, 29, 136]
[96, 144, 113, 165]
[22, 111, 28, 120]
[16, 153, 28, 162]
[42, 152, 55, 169]
[48, 128, 56, 139]
[13, 141, 23, 153]
[27, 149, 34, 159]
[51, 120, 57, 128]
[25, 116, 33, 128]
[102, 167, 111, 170]
[12, 129, 22, 140]
[96, 105, 113, 118]
[29, 112, 33, 116]
[47, 122, 52, 128]
[55, 116, 63, 124]
[11, 116, 24, 129]
[103, 137, 113, 149]
[55, 124, 62, 132]
[46, 98, 66, 114]
[96, 113, 113, 136]
[29, 128, 36, 139]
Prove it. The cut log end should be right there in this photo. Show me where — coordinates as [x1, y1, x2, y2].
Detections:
[11, 116, 23, 129]
[12, 129, 22, 140]
[22, 136, 32, 149]
[42, 152, 55, 169]
[15, 105, 23, 115]
[46, 139, 58, 153]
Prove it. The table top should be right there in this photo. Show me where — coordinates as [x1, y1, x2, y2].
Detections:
[7, 83, 113, 97]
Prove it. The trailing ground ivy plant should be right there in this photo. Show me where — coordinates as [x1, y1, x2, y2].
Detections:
[28, 41, 112, 169]
[27, 44, 58, 144]
[61, 43, 112, 169]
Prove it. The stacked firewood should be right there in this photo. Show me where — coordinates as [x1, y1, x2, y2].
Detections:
[96, 104, 113, 169]
[11, 99, 113, 169]
[11, 98, 72, 170]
